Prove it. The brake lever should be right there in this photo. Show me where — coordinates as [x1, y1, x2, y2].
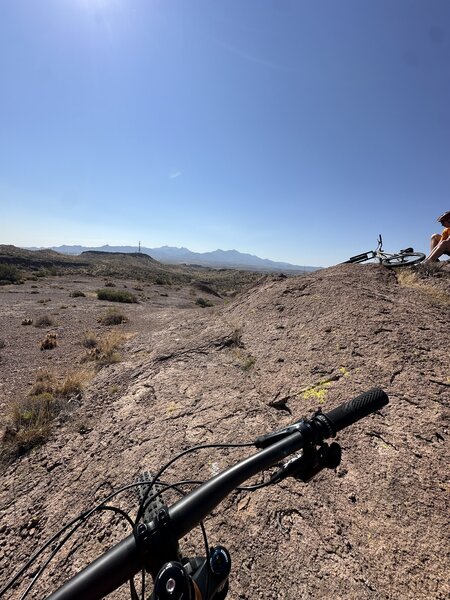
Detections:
[254, 421, 307, 449]
[269, 442, 342, 484]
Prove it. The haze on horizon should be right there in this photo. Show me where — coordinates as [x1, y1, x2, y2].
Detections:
[1, 0, 449, 267]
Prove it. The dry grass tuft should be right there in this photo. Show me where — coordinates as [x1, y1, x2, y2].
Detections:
[34, 315, 55, 328]
[58, 369, 93, 399]
[82, 331, 129, 367]
[99, 308, 129, 326]
[30, 370, 56, 395]
[4, 393, 55, 455]
[397, 269, 450, 306]
[2, 369, 94, 457]
[82, 331, 98, 348]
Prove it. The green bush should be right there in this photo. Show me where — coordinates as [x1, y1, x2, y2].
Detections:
[196, 297, 214, 308]
[155, 275, 172, 285]
[0, 264, 21, 284]
[70, 290, 86, 298]
[97, 289, 137, 303]
[99, 308, 129, 325]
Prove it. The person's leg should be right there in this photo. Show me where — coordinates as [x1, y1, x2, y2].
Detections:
[430, 233, 441, 252]
[425, 238, 450, 262]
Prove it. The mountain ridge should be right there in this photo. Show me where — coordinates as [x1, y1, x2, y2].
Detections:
[26, 244, 319, 272]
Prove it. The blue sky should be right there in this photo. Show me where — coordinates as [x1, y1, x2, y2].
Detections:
[1, 0, 449, 266]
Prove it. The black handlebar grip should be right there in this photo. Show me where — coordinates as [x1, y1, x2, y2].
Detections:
[322, 388, 389, 434]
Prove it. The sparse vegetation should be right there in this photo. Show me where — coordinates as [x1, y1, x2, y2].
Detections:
[232, 345, 256, 371]
[0, 263, 22, 284]
[414, 261, 446, 278]
[97, 289, 137, 303]
[70, 290, 86, 298]
[40, 332, 58, 350]
[34, 315, 55, 328]
[241, 355, 256, 371]
[397, 268, 450, 305]
[4, 393, 55, 454]
[58, 370, 92, 399]
[99, 308, 129, 325]
[82, 331, 128, 367]
[30, 369, 92, 400]
[196, 297, 214, 308]
[155, 275, 172, 285]
[30, 370, 56, 395]
[230, 326, 243, 348]
[104, 281, 116, 287]
[82, 331, 98, 348]
[3, 369, 93, 456]
[0, 339, 5, 349]
[21, 318, 33, 326]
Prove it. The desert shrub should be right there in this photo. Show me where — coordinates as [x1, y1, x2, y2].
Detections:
[2, 369, 93, 457]
[21, 318, 33, 326]
[70, 290, 86, 298]
[30, 371, 56, 395]
[104, 281, 116, 287]
[0, 263, 22, 284]
[34, 315, 55, 328]
[4, 393, 55, 455]
[82, 331, 98, 348]
[230, 326, 243, 348]
[99, 308, 128, 326]
[82, 331, 127, 367]
[0, 339, 5, 349]
[97, 289, 137, 303]
[58, 370, 92, 399]
[241, 355, 256, 371]
[30, 369, 91, 399]
[196, 297, 214, 308]
[40, 332, 58, 350]
[155, 275, 172, 285]
[232, 347, 256, 371]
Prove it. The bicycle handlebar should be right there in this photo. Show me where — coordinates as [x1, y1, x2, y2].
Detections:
[45, 388, 388, 600]
[322, 388, 388, 433]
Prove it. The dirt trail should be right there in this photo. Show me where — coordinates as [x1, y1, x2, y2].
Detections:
[0, 264, 449, 599]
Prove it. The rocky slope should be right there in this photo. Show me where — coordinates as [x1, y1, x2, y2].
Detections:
[0, 263, 449, 599]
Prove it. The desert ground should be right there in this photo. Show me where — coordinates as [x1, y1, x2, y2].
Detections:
[0, 251, 449, 599]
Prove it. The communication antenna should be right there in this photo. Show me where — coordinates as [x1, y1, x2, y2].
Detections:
[138, 241, 141, 253]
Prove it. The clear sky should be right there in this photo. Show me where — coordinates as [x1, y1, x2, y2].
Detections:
[1, 0, 449, 267]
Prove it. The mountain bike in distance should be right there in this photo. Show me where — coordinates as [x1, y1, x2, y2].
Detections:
[343, 234, 425, 267]
[2, 389, 389, 600]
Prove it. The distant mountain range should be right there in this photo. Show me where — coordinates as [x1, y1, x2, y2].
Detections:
[27, 245, 318, 272]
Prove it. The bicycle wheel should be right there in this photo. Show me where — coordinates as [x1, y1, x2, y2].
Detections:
[381, 252, 425, 268]
[343, 252, 370, 264]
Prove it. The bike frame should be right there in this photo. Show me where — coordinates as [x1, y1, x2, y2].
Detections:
[344, 235, 424, 266]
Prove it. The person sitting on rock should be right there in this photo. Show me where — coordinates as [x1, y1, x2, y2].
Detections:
[425, 211, 450, 262]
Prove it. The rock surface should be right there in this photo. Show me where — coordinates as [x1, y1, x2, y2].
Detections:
[0, 263, 449, 599]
